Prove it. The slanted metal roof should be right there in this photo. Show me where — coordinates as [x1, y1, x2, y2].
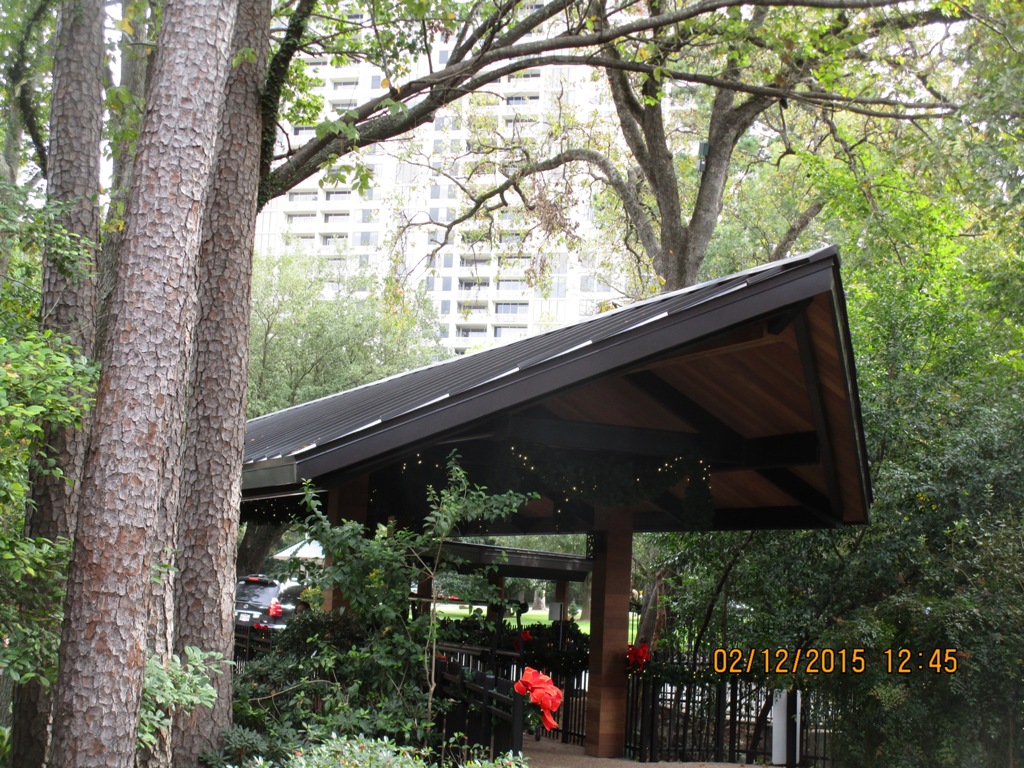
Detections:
[242, 246, 871, 532]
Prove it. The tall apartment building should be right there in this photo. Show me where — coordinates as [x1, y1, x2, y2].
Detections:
[254, 48, 623, 354]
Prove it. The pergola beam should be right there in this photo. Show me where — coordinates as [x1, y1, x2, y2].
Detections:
[626, 370, 839, 525]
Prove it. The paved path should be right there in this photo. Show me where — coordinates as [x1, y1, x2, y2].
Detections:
[521, 737, 746, 768]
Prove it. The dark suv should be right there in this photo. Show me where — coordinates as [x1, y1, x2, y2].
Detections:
[234, 574, 306, 630]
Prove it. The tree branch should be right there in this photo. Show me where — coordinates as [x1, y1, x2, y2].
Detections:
[6, 0, 58, 176]
[259, 0, 318, 184]
[771, 199, 825, 261]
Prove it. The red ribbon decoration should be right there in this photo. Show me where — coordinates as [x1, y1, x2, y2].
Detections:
[514, 667, 563, 730]
[627, 642, 651, 672]
[513, 629, 534, 654]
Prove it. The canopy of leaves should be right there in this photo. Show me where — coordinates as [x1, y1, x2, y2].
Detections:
[247, 246, 448, 418]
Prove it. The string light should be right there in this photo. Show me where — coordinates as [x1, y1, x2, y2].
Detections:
[503, 442, 713, 526]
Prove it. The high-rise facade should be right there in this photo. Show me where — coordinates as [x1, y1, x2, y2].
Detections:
[255, 49, 622, 354]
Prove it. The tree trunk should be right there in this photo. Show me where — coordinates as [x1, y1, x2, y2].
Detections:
[236, 522, 292, 577]
[95, 0, 153, 361]
[531, 587, 546, 612]
[579, 572, 593, 622]
[12, 0, 103, 764]
[48, 0, 238, 763]
[172, 0, 270, 761]
[634, 567, 667, 647]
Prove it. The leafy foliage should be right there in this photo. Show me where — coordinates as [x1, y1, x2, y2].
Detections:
[137, 648, 230, 752]
[657, 225, 1024, 766]
[247, 247, 447, 419]
[209, 732, 526, 768]
[218, 455, 533, 762]
[0, 183, 95, 693]
[0, 533, 69, 687]
[0, 182, 97, 518]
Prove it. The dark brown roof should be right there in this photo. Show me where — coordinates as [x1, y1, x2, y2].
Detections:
[242, 246, 871, 532]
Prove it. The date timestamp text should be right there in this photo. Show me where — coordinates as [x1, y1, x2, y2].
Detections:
[712, 648, 960, 675]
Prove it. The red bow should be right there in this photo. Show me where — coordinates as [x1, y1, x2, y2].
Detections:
[514, 667, 563, 730]
[627, 642, 651, 672]
[513, 629, 534, 654]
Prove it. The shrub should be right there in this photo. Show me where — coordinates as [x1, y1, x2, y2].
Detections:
[209, 734, 527, 768]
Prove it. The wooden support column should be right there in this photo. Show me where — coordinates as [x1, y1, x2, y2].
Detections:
[414, 571, 433, 618]
[320, 476, 369, 613]
[585, 506, 634, 758]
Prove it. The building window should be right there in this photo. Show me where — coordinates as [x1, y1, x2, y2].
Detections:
[581, 275, 613, 292]
[494, 326, 528, 338]
[322, 233, 348, 247]
[495, 302, 528, 316]
[434, 115, 462, 131]
[325, 190, 350, 202]
[288, 191, 318, 202]
[357, 231, 378, 247]
[293, 125, 317, 137]
[324, 212, 350, 224]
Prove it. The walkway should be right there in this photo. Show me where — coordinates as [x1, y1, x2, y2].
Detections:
[520, 737, 746, 768]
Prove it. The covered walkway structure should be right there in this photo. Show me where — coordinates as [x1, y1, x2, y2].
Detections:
[240, 246, 871, 758]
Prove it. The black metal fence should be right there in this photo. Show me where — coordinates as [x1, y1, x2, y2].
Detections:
[624, 653, 835, 767]
[234, 629, 836, 767]
[434, 642, 590, 752]
[233, 624, 275, 668]
[434, 647, 524, 759]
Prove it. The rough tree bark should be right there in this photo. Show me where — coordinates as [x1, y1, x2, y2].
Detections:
[171, 0, 271, 761]
[47, 0, 238, 763]
[11, 0, 104, 764]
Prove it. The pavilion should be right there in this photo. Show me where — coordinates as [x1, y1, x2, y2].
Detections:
[240, 245, 871, 758]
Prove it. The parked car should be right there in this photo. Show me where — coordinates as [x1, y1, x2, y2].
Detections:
[234, 574, 307, 630]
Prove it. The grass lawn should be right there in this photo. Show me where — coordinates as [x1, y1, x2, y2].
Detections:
[435, 603, 591, 635]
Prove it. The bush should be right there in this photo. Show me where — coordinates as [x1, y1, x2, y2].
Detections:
[209, 733, 527, 768]
[213, 455, 535, 766]
[229, 609, 434, 759]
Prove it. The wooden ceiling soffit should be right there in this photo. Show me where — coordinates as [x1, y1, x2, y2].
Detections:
[792, 310, 843, 518]
[504, 414, 818, 470]
[625, 369, 841, 528]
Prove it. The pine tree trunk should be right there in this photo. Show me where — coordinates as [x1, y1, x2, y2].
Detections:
[171, 0, 270, 762]
[47, 0, 238, 763]
[11, 0, 103, 764]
